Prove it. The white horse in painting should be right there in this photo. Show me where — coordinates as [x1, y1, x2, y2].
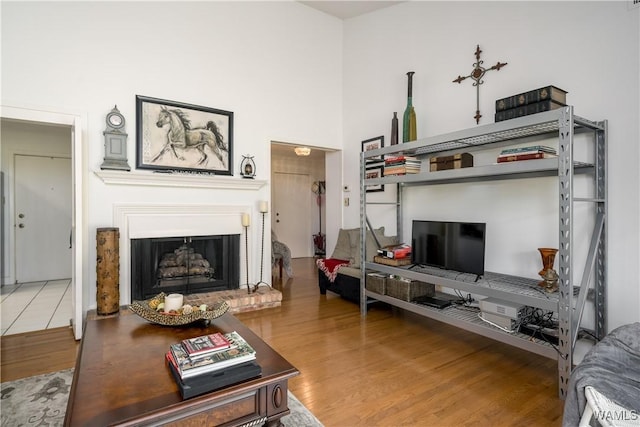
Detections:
[152, 107, 227, 166]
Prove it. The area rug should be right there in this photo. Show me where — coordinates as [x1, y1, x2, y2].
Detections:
[1, 369, 323, 427]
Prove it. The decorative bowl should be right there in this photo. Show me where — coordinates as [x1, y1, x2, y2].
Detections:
[129, 292, 229, 326]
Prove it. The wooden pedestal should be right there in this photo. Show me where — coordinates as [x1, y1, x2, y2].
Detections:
[96, 227, 120, 315]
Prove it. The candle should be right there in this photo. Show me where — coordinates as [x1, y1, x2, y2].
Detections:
[241, 213, 250, 227]
[164, 293, 183, 312]
[259, 201, 269, 213]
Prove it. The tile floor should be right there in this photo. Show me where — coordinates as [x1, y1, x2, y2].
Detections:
[0, 279, 72, 336]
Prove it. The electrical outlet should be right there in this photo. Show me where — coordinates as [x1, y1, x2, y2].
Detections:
[344, 197, 349, 207]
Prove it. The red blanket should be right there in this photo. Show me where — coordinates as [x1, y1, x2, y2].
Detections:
[316, 258, 350, 283]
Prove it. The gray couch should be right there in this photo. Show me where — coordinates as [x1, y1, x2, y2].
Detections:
[563, 322, 640, 426]
[317, 227, 398, 303]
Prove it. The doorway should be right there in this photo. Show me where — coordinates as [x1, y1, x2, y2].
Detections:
[270, 143, 326, 259]
[0, 107, 84, 340]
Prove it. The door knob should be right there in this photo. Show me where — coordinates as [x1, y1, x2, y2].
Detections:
[18, 223, 25, 228]
[18, 213, 25, 218]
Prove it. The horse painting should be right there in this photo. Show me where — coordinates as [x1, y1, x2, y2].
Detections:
[152, 107, 228, 166]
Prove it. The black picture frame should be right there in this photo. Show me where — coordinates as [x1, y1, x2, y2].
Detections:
[365, 165, 385, 192]
[361, 135, 384, 161]
[136, 95, 233, 175]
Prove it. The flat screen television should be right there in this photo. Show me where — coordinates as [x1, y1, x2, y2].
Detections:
[411, 220, 486, 277]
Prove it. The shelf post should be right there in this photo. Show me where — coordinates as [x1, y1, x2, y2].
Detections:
[557, 106, 575, 399]
[360, 151, 368, 317]
[594, 121, 608, 340]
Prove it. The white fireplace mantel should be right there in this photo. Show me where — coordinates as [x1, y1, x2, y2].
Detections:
[114, 203, 252, 305]
[95, 169, 267, 190]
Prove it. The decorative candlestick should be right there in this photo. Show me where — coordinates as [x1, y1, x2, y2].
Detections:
[254, 201, 270, 291]
[242, 214, 251, 293]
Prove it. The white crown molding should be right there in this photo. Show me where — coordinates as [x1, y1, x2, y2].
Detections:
[94, 169, 267, 190]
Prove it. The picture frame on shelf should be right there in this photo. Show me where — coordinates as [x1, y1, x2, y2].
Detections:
[365, 164, 384, 192]
[361, 135, 384, 162]
[136, 95, 233, 175]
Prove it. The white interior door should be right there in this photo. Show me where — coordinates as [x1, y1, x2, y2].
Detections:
[14, 154, 72, 282]
[273, 172, 312, 257]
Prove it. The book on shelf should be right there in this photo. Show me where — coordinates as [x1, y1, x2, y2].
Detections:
[499, 145, 556, 156]
[384, 155, 419, 164]
[166, 354, 262, 400]
[377, 243, 411, 259]
[181, 332, 232, 358]
[373, 255, 412, 266]
[497, 152, 557, 163]
[495, 99, 566, 122]
[384, 156, 421, 175]
[495, 85, 568, 112]
[169, 331, 257, 379]
[383, 166, 420, 176]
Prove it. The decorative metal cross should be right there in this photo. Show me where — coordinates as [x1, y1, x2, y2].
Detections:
[453, 45, 507, 124]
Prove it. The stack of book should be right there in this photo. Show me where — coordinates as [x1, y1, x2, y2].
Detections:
[166, 331, 261, 399]
[374, 243, 412, 266]
[497, 145, 557, 163]
[384, 155, 421, 176]
[495, 85, 567, 122]
[377, 243, 411, 260]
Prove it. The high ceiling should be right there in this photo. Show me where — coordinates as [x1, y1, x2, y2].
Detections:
[298, 1, 405, 20]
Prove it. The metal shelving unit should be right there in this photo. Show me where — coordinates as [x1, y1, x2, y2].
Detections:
[359, 106, 607, 398]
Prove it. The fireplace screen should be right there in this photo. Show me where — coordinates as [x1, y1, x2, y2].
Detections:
[131, 234, 239, 300]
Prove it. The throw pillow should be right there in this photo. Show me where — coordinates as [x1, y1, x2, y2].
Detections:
[331, 228, 357, 260]
[349, 227, 399, 268]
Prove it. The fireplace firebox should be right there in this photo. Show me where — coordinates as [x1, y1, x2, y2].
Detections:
[131, 234, 239, 300]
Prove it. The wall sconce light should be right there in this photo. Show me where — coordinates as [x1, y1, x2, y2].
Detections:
[294, 146, 311, 156]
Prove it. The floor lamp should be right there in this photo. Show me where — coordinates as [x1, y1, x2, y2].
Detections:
[255, 201, 270, 290]
[241, 213, 252, 294]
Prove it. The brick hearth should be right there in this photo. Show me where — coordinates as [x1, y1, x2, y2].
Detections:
[184, 287, 282, 313]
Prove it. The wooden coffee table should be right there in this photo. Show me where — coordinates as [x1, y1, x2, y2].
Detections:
[64, 309, 299, 426]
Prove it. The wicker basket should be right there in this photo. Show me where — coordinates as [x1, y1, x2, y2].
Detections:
[385, 277, 435, 301]
[366, 273, 387, 295]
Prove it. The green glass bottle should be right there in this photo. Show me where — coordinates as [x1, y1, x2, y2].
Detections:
[402, 71, 417, 143]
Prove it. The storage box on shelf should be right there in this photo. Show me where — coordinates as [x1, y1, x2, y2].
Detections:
[429, 152, 473, 171]
[359, 107, 607, 399]
[365, 273, 387, 295]
[385, 277, 435, 301]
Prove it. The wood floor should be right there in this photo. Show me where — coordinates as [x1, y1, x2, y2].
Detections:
[0, 257, 565, 426]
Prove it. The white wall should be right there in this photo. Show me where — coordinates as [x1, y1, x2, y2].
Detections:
[1, 1, 343, 310]
[341, 1, 639, 330]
